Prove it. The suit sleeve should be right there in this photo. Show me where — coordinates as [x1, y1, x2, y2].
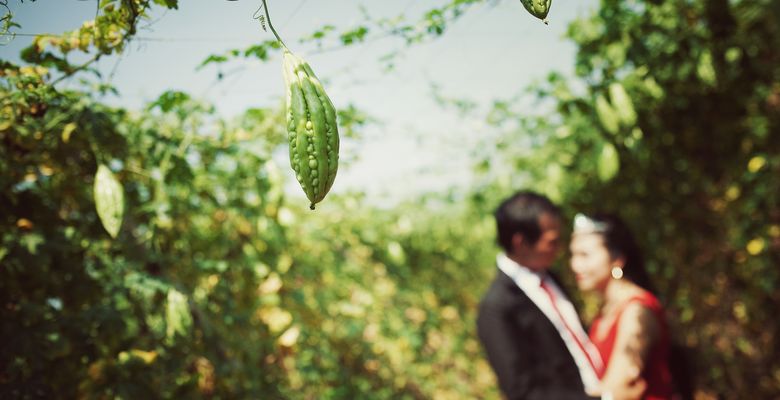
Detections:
[477, 300, 596, 400]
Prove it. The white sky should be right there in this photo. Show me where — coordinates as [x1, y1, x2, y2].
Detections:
[2, 0, 598, 205]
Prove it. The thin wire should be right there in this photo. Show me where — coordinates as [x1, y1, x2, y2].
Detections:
[200, 63, 244, 98]
[282, 0, 308, 27]
[314, 0, 416, 81]
[215, 64, 249, 98]
[0, 32, 252, 42]
[0, 0, 414, 47]
[107, 42, 127, 81]
[374, 0, 495, 149]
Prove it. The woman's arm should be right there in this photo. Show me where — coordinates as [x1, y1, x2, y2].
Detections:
[600, 303, 660, 400]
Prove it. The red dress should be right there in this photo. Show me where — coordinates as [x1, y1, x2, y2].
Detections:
[589, 291, 675, 400]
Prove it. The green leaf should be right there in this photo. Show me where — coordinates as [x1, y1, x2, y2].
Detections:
[697, 50, 716, 86]
[595, 94, 619, 134]
[597, 143, 620, 182]
[302, 25, 336, 44]
[166, 289, 192, 341]
[244, 42, 273, 61]
[542, 163, 564, 203]
[643, 76, 664, 100]
[152, 0, 179, 9]
[147, 90, 191, 112]
[197, 54, 229, 69]
[605, 42, 626, 66]
[20, 233, 44, 254]
[340, 26, 369, 45]
[94, 164, 124, 238]
[125, 272, 172, 298]
[609, 82, 637, 127]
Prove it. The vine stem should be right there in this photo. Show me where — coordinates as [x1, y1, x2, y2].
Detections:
[260, 0, 289, 51]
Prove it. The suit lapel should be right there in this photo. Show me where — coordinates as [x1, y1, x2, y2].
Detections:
[546, 270, 589, 328]
[496, 268, 559, 331]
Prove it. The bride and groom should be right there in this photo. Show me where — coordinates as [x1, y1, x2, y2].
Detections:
[477, 191, 675, 400]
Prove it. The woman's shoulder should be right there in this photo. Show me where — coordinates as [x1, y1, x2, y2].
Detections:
[625, 289, 664, 313]
[614, 296, 663, 343]
[617, 289, 666, 335]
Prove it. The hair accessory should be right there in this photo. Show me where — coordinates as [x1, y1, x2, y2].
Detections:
[573, 213, 607, 234]
[611, 266, 624, 280]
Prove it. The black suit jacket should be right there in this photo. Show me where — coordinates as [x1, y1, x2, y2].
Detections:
[477, 269, 597, 400]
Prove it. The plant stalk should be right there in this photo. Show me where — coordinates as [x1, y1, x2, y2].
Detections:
[261, 0, 289, 51]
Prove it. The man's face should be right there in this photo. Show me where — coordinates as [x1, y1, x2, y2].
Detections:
[515, 213, 562, 271]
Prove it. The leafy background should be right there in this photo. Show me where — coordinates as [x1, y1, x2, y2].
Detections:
[1, 0, 779, 399]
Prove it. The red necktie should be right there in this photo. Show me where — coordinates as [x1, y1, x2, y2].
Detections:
[540, 279, 604, 377]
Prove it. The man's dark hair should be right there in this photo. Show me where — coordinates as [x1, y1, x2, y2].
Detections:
[494, 191, 561, 253]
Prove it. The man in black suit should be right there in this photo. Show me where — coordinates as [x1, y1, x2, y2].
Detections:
[477, 191, 641, 400]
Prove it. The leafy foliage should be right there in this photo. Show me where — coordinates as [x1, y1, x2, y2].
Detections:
[1, 62, 289, 397]
[197, 0, 490, 74]
[0, 62, 497, 396]
[19, 0, 179, 83]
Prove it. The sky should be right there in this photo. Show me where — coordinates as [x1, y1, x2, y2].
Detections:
[2, 0, 598, 205]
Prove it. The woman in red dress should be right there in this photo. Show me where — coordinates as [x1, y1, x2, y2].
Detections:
[569, 213, 675, 400]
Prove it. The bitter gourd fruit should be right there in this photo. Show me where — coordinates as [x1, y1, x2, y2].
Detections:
[94, 164, 124, 238]
[282, 50, 339, 210]
[521, 0, 552, 24]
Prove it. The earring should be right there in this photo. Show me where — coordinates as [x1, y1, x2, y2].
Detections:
[611, 266, 624, 280]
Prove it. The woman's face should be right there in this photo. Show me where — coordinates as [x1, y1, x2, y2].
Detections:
[569, 233, 616, 292]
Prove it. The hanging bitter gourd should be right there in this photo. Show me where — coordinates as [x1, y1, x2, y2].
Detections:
[94, 164, 124, 238]
[261, 0, 339, 210]
[282, 50, 339, 210]
[520, 0, 553, 24]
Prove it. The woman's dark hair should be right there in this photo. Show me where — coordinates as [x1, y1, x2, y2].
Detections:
[494, 191, 562, 254]
[586, 212, 657, 295]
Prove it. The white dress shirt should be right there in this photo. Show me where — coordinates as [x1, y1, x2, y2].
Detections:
[496, 253, 604, 394]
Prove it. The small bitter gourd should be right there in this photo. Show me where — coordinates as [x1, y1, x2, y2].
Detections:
[521, 0, 552, 24]
[94, 164, 124, 238]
